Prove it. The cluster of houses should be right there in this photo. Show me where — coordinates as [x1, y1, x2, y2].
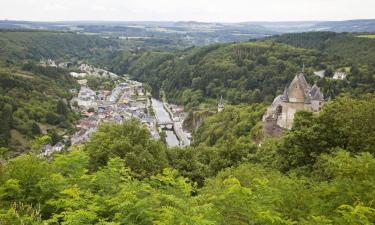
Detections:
[313, 70, 348, 80]
[40, 59, 119, 80]
[41, 142, 65, 157]
[70, 64, 119, 79]
[38, 61, 192, 156]
[70, 79, 160, 145]
[40, 59, 71, 68]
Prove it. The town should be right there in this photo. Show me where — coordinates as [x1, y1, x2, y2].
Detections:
[41, 61, 191, 156]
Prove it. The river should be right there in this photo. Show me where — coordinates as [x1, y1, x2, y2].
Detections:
[151, 98, 180, 147]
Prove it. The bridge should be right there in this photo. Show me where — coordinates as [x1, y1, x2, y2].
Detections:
[157, 121, 174, 126]
[158, 122, 174, 131]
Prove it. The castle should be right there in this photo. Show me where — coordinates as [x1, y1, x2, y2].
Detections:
[263, 72, 324, 136]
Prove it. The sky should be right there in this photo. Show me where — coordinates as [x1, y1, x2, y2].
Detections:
[0, 0, 374, 22]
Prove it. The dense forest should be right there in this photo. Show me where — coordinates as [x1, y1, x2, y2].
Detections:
[0, 30, 375, 224]
[272, 32, 375, 66]
[0, 30, 118, 63]
[0, 62, 78, 154]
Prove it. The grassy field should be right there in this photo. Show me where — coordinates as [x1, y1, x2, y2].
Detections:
[357, 34, 375, 39]
[10, 129, 30, 153]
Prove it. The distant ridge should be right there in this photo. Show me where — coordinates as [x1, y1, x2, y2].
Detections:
[1, 19, 374, 45]
[1, 19, 375, 33]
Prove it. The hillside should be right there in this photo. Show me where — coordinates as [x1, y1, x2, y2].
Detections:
[0, 63, 78, 154]
[123, 34, 374, 110]
[273, 32, 375, 66]
[0, 30, 118, 62]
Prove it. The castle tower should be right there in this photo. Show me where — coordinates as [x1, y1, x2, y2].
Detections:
[287, 74, 311, 103]
[263, 71, 324, 135]
[218, 95, 224, 112]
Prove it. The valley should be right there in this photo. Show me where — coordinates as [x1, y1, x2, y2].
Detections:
[0, 24, 375, 224]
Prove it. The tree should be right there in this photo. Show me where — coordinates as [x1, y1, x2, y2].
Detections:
[31, 135, 51, 152]
[0, 104, 13, 147]
[276, 94, 375, 172]
[30, 122, 41, 136]
[49, 129, 61, 145]
[0, 147, 9, 159]
[45, 112, 62, 125]
[56, 100, 68, 116]
[84, 120, 168, 178]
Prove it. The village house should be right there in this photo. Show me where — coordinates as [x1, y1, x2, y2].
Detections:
[333, 71, 347, 80]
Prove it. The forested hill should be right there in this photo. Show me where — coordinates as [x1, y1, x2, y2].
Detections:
[272, 32, 375, 66]
[126, 42, 319, 107]
[0, 30, 119, 153]
[0, 30, 118, 62]
[0, 63, 78, 154]
[123, 33, 375, 109]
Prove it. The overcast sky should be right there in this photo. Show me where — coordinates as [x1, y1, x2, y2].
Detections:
[1, 0, 374, 22]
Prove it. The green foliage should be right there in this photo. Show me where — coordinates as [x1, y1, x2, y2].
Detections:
[0, 103, 13, 147]
[274, 94, 375, 171]
[166, 104, 266, 186]
[31, 135, 50, 152]
[0, 30, 117, 62]
[84, 120, 168, 178]
[0, 149, 218, 224]
[86, 76, 116, 91]
[193, 104, 266, 146]
[0, 63, 78, 152]
[0, 113, 375, 224]
[30, 122, 41, 136]
[56, 100, 69, 116]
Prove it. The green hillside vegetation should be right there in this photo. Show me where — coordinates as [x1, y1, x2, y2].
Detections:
[273, 32, 375, 66]
[0, 63, 78, 154]
[125, 42, 323, 107]
[1, 95, 375, 224]
[0, 30, 123, 154]
[0, 30, 118, 63]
